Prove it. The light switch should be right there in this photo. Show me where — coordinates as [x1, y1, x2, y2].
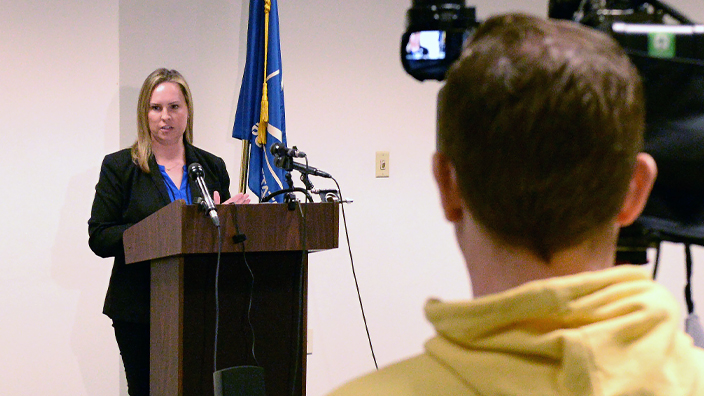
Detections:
[376, 151, 389, 178]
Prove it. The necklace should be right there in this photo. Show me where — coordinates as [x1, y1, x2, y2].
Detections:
[163, 161, 184, 172]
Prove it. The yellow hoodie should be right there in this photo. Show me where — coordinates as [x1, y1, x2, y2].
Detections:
[328, 265, 704, 395]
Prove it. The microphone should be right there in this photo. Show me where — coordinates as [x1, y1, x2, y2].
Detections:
[270, 142, 306, 158]
[288, 161, 332, 179]
[270, 143, 332, 178]
[188, 163, 220, 227]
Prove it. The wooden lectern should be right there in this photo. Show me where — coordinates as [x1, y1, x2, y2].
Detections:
[123, 200, 339, 396]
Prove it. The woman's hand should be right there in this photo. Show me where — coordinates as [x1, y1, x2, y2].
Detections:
[213, 191, 251, 205]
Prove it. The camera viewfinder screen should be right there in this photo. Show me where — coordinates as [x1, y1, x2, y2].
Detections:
[405, 31, 446, 60]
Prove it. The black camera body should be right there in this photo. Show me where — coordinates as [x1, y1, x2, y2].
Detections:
[549, 1, 704, 259]
[400, 0, 704, 261]
[400, 0, 478, 81]
[401, 1, 704, 81]
[549, 0, 704, 63]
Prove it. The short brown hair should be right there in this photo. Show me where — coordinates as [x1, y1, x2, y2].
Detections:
[437, 13, 645, 260]
[131, 68, 195, 172]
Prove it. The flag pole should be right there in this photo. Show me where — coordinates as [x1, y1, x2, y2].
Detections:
[238, 140, 250, 193]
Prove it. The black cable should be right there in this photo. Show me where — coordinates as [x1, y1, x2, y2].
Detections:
[243, 253, 258, 365]
[214, 204, 258, 375]
[231, 202, 259, 366]
[290, 199, 310, 396]
[685, 243, 695, 314]
[214, 224, 223, 372]
[333, 178, 379, 370]
[652, 242, 661, 279]
[262, 187, 314, 203]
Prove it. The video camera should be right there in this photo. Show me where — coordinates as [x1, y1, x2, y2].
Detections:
[549, 0, 704, 62]
[548, 1, 704, 261]
[400, 0, 704, 262]
[400, 0, 479, 81]
[401, 1, 704, 82]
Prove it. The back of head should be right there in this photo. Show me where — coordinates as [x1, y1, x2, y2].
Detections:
[437, 13, 645, 260]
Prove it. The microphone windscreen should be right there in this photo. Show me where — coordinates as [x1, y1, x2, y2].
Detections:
[270, 142, 283, 155]
[188, 163, 204, 180]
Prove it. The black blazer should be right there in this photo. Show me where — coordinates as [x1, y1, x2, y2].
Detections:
[88, 142, 231, 323]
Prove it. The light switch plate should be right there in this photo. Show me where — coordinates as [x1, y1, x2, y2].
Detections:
[376, 151, 389, 178]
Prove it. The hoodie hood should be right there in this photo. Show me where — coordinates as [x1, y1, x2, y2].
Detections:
[424, 265, 704, 395]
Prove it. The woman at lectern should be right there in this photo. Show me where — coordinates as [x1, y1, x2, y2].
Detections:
[88, 68, 249, 396]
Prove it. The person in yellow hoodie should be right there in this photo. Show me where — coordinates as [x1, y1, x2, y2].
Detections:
[328, 12, 704, 396]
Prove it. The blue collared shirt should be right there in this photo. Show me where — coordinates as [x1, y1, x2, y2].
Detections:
[158, 165, 192, 204]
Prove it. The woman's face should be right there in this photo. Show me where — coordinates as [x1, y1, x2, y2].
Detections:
[408, 32, 421, 50]
[148, 81, 189, 146]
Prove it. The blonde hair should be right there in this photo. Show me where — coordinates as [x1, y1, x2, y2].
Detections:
[130, 68, 194, 172]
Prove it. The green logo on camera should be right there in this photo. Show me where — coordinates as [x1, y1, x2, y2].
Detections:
[648, 32, 675, 58]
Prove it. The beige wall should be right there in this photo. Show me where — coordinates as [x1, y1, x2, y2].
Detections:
[0, 1, 120, 394]
[1, 1, 703, 395]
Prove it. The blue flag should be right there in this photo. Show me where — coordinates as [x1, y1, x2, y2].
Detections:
[233, 0, 287, 202]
